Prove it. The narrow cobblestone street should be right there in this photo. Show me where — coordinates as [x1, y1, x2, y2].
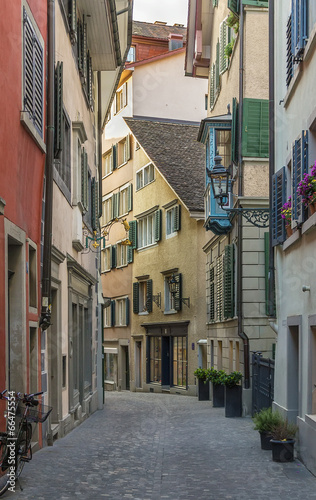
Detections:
[6, 392, 316, 500]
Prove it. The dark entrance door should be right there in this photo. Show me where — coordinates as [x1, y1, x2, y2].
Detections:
[161, 337, 170, 387]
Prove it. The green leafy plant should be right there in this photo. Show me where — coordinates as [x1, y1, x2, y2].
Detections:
[221, 371, 242, 388]
[270, 417, 298, 441]
[253, 408, 283, 434]
[224, 39, 235, 59]
[194, 368, 209, 381]
[206, 368, 226, 385]
[226, 12, 239, 33]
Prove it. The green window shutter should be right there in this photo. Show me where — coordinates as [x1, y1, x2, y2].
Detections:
[215, 40, 220, 90]
[286, 14, 294, 88]
[127, 184, 133, 212]
[231, 97, 239, 164]
[210, 64, 215, 108]
[228, 0, 240, 16]
[216, 256, 223, 321]
[87, 52, 93, 107]
[220, 21, 228, 74]
[223, 244, 235, 319]
[133, 282, 140, 314]
[271, 167, 286, 246]
[82, 17, 87, 79]
[111, 300, 115, 327]
[54, 61, 63, 156]
[91, 178, 96, 230]
[213, 0, 218, 6]
[243, 0, 268, 6]
[210, 266, 215, 321]
[126, 134, 131, 161]
[125, 297, 130, 326]
[174, 273, 182, 311]
[69, 0, 77, 33]
[155, 209, 161, 242]
[292, 131, 308, 226]
[112, 144, 117, 170]
[146, 279, 153, 313]
[128, 220, 137, 250]
[174, 205, 181, 232]
[242, 99, 269, 158]
[113, 192, 120, 219]
[111, 245, 117, 269]
[127, 245, 133, 264]
[81, 148, 88, 211]
[77, 19, 82, 72]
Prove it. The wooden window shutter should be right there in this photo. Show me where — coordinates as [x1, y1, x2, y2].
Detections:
[111, 300, 115, 327]
[223, 244, 235, 319]
[81, 148, 88, 211]
[286, 14, 294, 88]
[219, 21, 228, 74]
[213, 0, 218, 6]
[125, 297, 130, 326]
[82, 17, 87, 79]
[174, 273, 182, 311]
[293, 0, 308, 58]
[231, 97, 239, 164]
[242, 98, 269, 157]
[209, 266, 215, 321]
[215, 40, 220, 91]
[174, 205, 181, 232]
[112, 144, 117, 170]
[271, 167, 286, 246]
[127, 244, 133, 264]
[128, 220, 137, 250]
[292, 131, 308, 226]
[228, 0, 240, 16]
[126, 134, 131, 161]
[69, 0, 77, 33]
[216, 256, 223, 321]
[112, 192, 119, 219]
[54, 61, 64, 156]
[133, 282, 140, 313]
[127, 184, 133, 212]
[146, 279, 153, 313]
[210, 64, 215, 109]
[87, 52, 93, 107]
[111, 245, 117, 269]
[155, 209, 162, 242]
[91, 178, 96, 230]
[77, 19, 82, 72]
[123, 82, 128, 107]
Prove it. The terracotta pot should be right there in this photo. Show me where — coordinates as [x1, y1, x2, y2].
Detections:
[308, 202, 316, 216]
[285, 225, 293, 237]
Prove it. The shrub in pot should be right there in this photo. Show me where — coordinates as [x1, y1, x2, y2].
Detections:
[206, 368, 226, 407]
[194, 368, 210, 401]
[252, 408, 283, 450]
[270, 417, 298, 462]
[222, 371, 243, 418]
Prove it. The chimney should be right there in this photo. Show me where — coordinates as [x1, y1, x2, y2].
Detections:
[168, 33, 184, 51]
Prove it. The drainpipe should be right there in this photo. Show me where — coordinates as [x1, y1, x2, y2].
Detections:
[237, 3, 250, 389]
[268, 0, 276, 318]
[40, 0, 54, 330]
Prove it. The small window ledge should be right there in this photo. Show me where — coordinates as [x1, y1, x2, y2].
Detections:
[164, 310, 177, 315]
[302, 211, 316, 235]
[282, 228, 301, 250]
[305, 414, 316, 431]
[20, 112, 46, 153]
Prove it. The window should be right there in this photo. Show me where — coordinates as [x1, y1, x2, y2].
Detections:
[138, 213, 155, 248]
[292, 131, 308, 226]
[102, 195, 113, 226]
[219, 20, 231, 75]
[126, 46, 136, 63]
[103, 304, 112, 327]
[117, 135, 130, 167]
[164, 276, 175, 312]
[242, 99, 269, 158]
[28, 244, 37, 309]
[117, 242, 128, 268]
[133, 280, 153, 314]
[115, 298, 129, 326]
[136, 163, 155, 190]
[215, 130, 232, 169]
[54, 109, 71, 199]
[119, 184, 131, 216]
[22, 5, 44, 138]
[62, 355, 67, 389]
[209, 244, 235, 322]
[149, 336, 161, 383]
[271, 167, 287, 246]
[173, 337, 187, 387]
[104, 353, 117, 382]
[102, 150, 113, 177]
[115, 82, 127, 113]
[166, 205, 181, 238]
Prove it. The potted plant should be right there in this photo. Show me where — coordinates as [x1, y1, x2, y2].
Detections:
[297, 161, 316, 215]
[280, 197, 292, 237]
[252, 408, 283, 450]
[194, 368, 210, 401]
[270, 416, 298, 462]
[206, 368, 226, 407]
[222, 371, 243, 418]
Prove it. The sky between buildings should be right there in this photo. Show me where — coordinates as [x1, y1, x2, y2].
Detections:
[133, 0, 189, 26]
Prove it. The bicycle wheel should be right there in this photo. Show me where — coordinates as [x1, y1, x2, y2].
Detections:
[15, 423, 32, 479]
[0, 437, 11, 496]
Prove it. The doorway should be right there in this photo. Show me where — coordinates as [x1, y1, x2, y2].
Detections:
[121, 346, 130, 390]
[135, 342, 142, 388]
[287, 325, 299, 417]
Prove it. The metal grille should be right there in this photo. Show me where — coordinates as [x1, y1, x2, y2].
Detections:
[252, 352, 274, 416]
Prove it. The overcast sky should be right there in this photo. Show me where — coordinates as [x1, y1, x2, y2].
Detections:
[133, 0, 189, 26]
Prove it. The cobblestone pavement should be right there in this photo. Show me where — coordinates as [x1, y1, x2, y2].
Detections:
[4, 392, 316, 500]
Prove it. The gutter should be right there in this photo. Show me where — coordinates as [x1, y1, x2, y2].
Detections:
[237, 3, 250, 389]
[40, 0, 55, 330]
[268, 0, 276, 318]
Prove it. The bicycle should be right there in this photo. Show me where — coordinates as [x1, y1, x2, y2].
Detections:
[0, 390, 52, 496]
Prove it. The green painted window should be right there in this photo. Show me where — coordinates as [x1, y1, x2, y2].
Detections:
[242, 98, 269, 158]
[223, 244, 235, 319]
[231, 97, 239, 164]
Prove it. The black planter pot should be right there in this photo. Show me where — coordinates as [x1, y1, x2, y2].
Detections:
[212, 384, 224, 407]
[224, 385, 242, 417]
[198, 378, 210, 401]
[259, 431, 273, 450]
[271, 439, 295, 462]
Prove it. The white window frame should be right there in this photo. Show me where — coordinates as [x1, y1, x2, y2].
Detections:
[102, 150, 113, 178]
[164, 276, 176, 314]
[136, 162, 155, 191]
[116, 241, 128, 268]
[102, 194, 113, 226]
[139, 282, 149, 314]
[166, 206, 177, 238]
[101, 245, 111, 273]
[138, 213, 155, 249]
[115, 298, 127, 326]
[103, 305, 112, 327]
[119, 183, 129, 216]
[115, 82, 127, 114]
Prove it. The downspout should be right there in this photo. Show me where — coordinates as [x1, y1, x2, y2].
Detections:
[268, 0, 276, 318]
[40, 0, 54, 330]
[237, 3, 250, 389]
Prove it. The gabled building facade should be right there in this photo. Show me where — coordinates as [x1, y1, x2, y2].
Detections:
[186, 0, 275, 414]
[272, 0, 316, 475]
[101, 20, 208, 392]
